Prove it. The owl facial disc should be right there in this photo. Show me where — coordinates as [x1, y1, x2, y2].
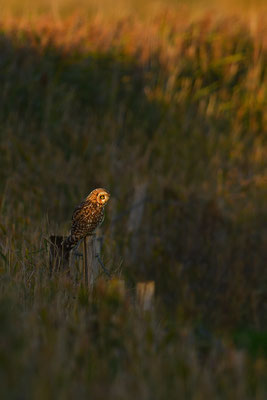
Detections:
[96, 190, 110, 205]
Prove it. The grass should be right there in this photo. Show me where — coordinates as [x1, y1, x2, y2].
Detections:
[0, 1, 267, 398]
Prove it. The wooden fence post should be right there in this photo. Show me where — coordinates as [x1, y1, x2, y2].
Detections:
[127, 182, 147, 262]
[136, 281, 155, 311]
[82, 237, 89, 287]
[48, 234, 102, 287]
[82, 234, 100, 288]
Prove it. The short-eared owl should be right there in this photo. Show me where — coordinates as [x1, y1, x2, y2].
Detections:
[63, 188, 110, 251]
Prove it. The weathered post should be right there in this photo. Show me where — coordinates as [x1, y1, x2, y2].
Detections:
[136, 281, 155, 311]
[82, 234, 100, 288]
[48, 233, 108, 287]
[82, 237, 89, 286]
[127, 181, 148, 263]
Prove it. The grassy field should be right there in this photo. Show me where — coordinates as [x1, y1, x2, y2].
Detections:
[0, 0, 266, 398]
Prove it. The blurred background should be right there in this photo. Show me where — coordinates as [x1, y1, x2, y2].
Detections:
[0, 0, 266, 398]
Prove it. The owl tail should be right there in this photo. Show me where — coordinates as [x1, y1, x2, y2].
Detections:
[62, 235, 79, 252]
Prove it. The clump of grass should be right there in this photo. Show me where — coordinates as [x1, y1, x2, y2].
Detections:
[0, 3, 266, 398]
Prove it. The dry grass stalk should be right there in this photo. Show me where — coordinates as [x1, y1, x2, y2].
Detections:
[48, 235, 69, 272]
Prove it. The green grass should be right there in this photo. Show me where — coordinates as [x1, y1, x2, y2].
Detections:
[0, 3, 267, 398]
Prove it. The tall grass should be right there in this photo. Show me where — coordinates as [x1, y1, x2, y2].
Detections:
[0, 1, 266, 398]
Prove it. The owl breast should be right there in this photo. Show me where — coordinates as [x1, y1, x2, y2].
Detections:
[71, 202, 104, 239]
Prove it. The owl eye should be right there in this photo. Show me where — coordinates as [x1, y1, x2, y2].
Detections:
[100, 195, 105, 200]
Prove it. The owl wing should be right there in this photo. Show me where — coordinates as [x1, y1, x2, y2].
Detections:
[99, 211, 104, 226]
[70, 200, 103, 238]
[72, 201, 88, 223]
[70, 201, 90, 235]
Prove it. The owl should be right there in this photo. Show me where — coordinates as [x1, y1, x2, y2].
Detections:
[63, 188, 110, 252]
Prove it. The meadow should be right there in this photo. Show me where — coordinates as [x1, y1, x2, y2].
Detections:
[0, 0, 266, 398]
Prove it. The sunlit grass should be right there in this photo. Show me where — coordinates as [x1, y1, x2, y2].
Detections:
[2, 0, 267, 21]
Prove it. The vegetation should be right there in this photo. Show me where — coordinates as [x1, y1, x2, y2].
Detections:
[0, 1, 266, 398]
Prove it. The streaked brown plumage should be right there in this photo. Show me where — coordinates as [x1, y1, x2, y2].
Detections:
[63, 188, 110, 252]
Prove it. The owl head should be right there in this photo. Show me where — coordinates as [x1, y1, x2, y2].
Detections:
[87, 188, 110, 206]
